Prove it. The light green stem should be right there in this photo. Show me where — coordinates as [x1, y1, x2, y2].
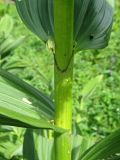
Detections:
[53, 0, 74, 160]
[54, 59, 73, 160]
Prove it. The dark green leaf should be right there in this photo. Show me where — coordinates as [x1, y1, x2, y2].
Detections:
[15, 0, 114, 51]
[80, 129, 120, 160]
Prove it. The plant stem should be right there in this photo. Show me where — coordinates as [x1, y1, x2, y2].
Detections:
[54, 59, 74, 160]
[54, 0, 74, 160]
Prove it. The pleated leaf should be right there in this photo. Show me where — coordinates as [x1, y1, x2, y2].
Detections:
[23, 130, 120, 160]
[23, 129, 55, 160]
[72, 135, 95, 160]
[0, 69, 64, 133]
[16, 0, 53, 41]
[15, 0, 114, 51]
[74, 0, 114, 51]
[80, 129, 120, 160]
[23, 132, 94, 160]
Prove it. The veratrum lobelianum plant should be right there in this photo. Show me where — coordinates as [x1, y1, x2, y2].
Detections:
[0, 0, 120, 160]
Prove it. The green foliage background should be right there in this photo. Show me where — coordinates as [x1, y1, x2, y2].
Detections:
[0, 1, 120, 159]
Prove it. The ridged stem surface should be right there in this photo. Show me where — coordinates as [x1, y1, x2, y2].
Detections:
[54, 0, 74, 160]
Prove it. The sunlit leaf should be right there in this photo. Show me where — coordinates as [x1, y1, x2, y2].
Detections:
[0, 69, 64, 133]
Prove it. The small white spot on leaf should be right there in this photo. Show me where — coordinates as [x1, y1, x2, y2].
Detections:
[22, 98, 32, 105]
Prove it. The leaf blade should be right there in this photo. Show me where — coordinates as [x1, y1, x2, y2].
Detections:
[80, 129, 120, 160]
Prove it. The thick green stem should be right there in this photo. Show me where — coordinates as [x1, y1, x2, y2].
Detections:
[54, 59, 73, 160]
[53, 0, 74, 70]
[54, 0, 74, 160]
[54, 61, 73, 129]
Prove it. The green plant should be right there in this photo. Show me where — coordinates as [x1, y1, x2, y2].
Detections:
[0, 14, 26, 69]
[0, 0, 119, 160]
[0, 126, 23, 159]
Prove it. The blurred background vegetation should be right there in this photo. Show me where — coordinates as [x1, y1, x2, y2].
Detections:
[0, 0, 120, 159]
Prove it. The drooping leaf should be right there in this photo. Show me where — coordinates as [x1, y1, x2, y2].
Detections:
[74, 0, 114, 51]
[80, 129, 120, 160]
[16, 0, 51, 41]
[0, 69, 64, 133]
[15, 0, 114, 51]
[0, 68, 54, 117]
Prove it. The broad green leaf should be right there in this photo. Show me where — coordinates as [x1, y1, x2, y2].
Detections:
[80, 129, 120, 160]
[72, 135, 95, 160]
[74, 0, 114, 51]
[23, 129, 36, 160]
[0, 89, 54, 129]
[16, 0, 50, 41]
[0, 68, 54, 116]
[15, 0, 114, 51]
[23, 132, 95, 160]
[0, 69, 64, 133]
[23, 129, 55, 160]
